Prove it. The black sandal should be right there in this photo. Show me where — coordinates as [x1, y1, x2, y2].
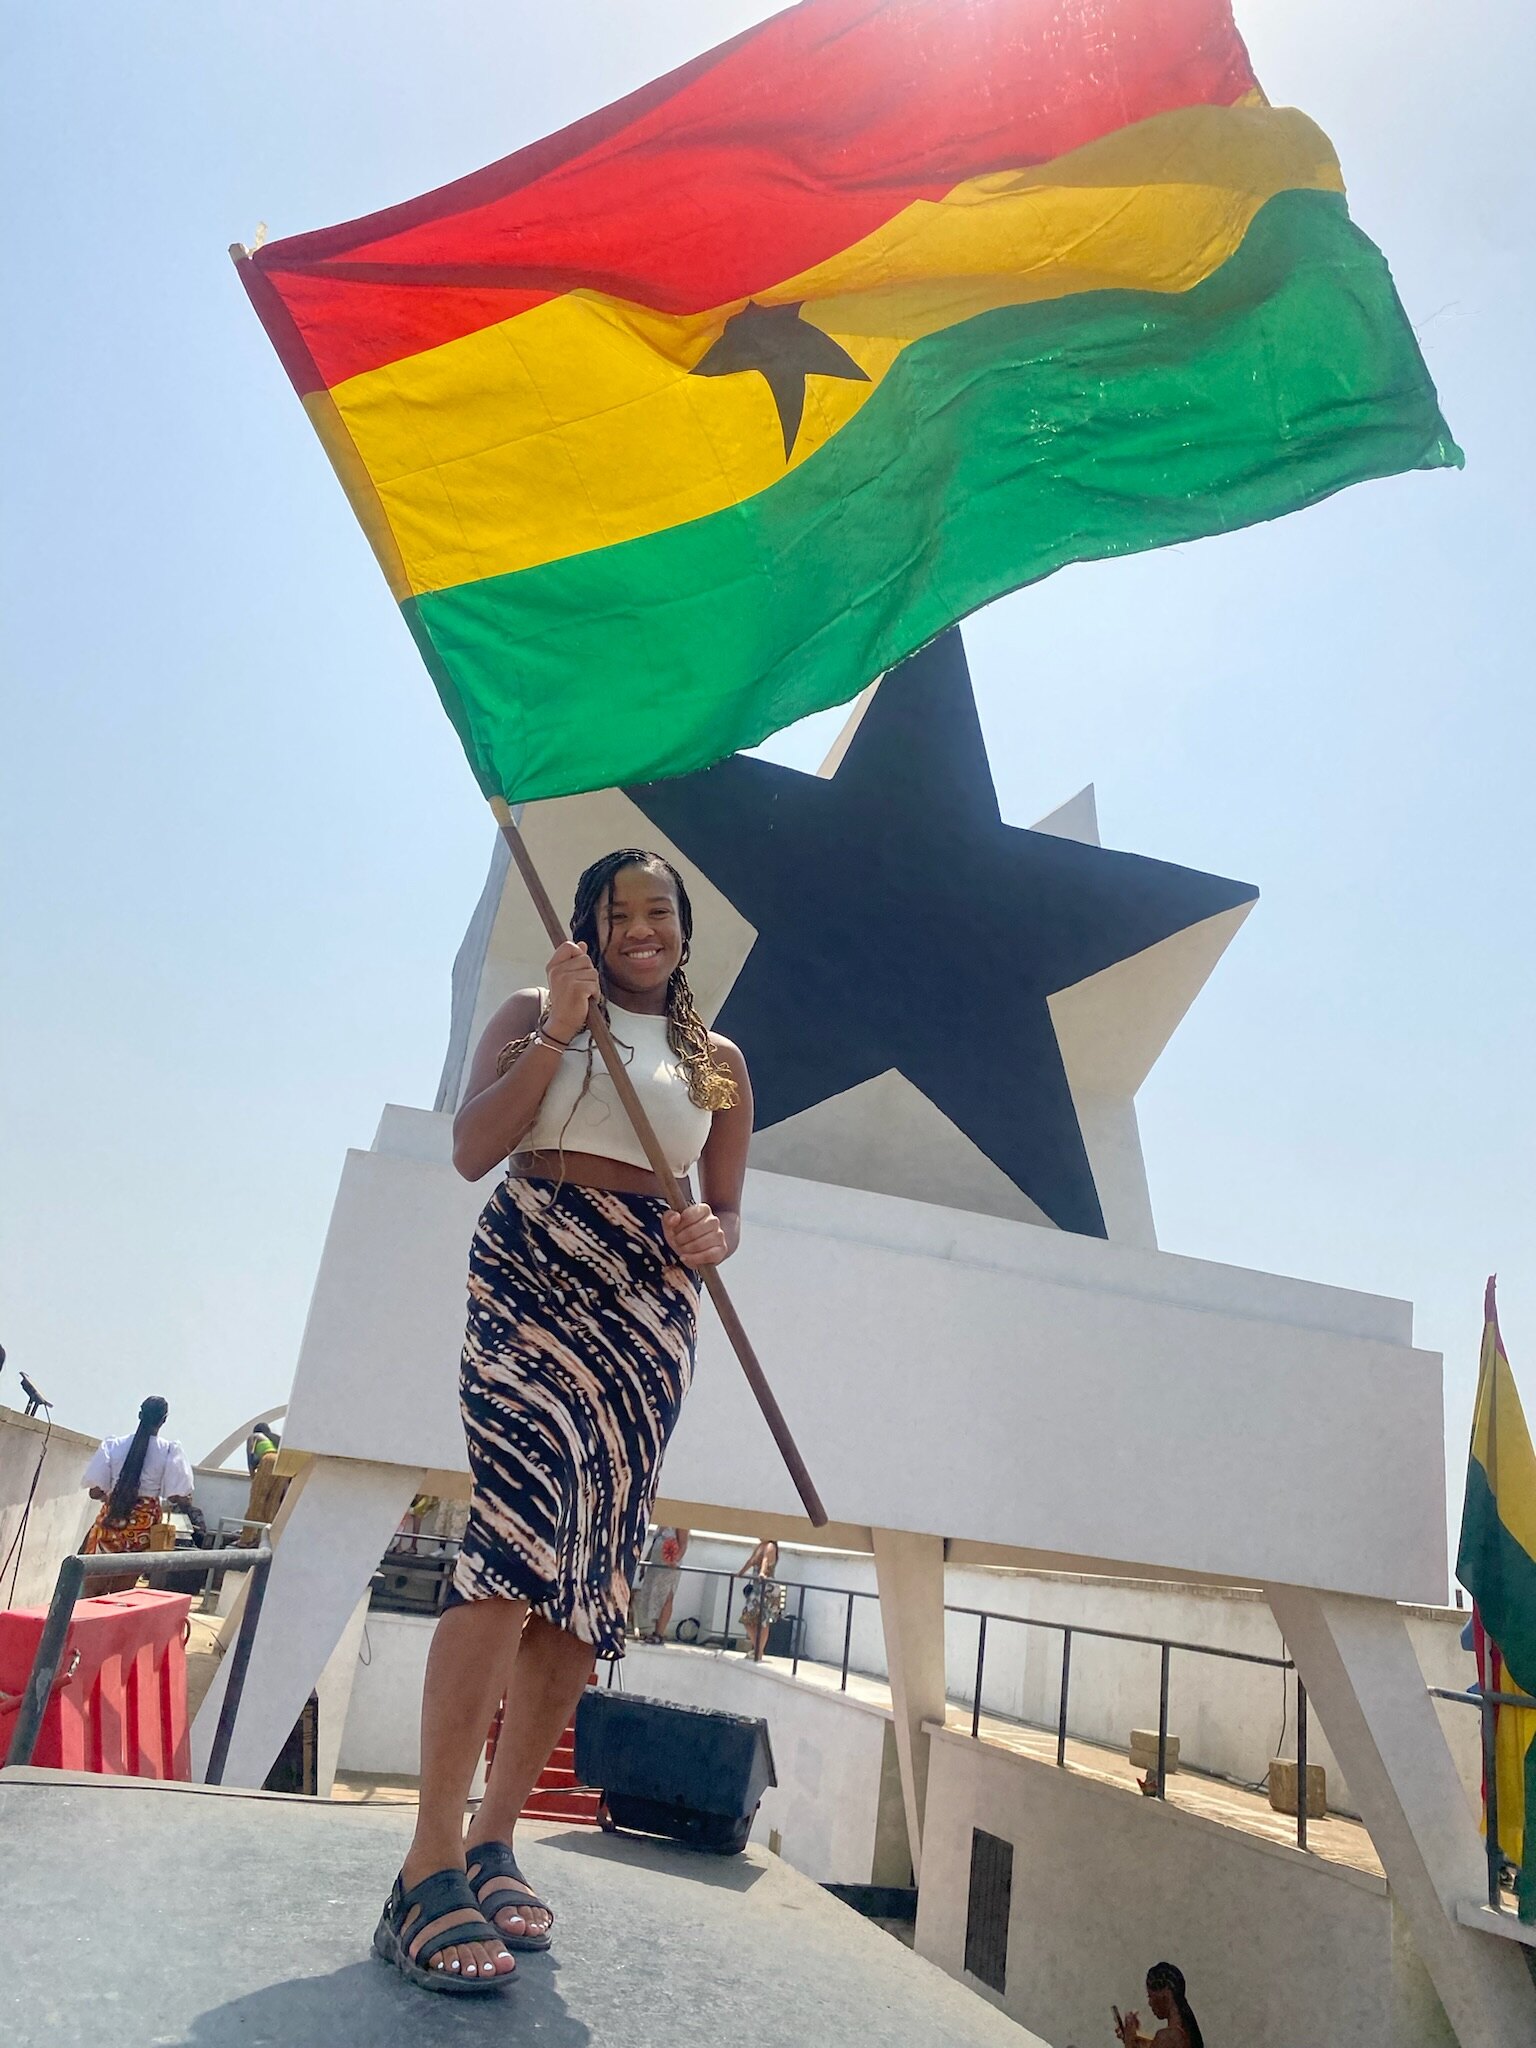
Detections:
[467, 1840, 555, 1952]
[372, 1867, 517, 1994]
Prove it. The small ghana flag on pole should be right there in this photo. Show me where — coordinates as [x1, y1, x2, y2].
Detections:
[1457, 1279, 1536, 1917]
[235, 0, 1460, 811]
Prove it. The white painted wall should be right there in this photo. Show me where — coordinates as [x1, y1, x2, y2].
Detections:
[282, 1112, 1445, 1603]
[340, 1607, 433, 1776]
[189, 1465, 259, 1535]
[337, 1606, 487, 1798]
[659, 1543, 1482, 1825]
[918, 1727, 1455, 2048]
[923, 1571, 1481, 1828]
[336, 1530, 1480, 1847]
[0, 1405, 96, 1610]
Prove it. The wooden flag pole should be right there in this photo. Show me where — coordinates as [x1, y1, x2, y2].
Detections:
[225, 239, 821, 1522]
[492, 801, 828, 1528]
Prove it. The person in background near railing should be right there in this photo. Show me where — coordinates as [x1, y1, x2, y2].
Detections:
[1114, 1960, 1204, 2048]
[80, 1396, 195, 1573]
[737, 1538, 787, 1661]
[394, 1492, 442, 1554]
[245, 1420, 281, 1472]
[631, 1525, 690, 1643]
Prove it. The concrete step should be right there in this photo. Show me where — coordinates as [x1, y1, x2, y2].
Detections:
[534, 1764, 580, 1789]
[523, 1788, 603, 1822]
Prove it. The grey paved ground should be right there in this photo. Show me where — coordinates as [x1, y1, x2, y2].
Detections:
[0, 1769, 1040, 2048]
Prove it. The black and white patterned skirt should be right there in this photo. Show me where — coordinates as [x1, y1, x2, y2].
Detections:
[452, 1174, 698, 1659]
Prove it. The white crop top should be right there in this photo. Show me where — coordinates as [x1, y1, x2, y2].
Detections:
[522, 998, 715, 1176]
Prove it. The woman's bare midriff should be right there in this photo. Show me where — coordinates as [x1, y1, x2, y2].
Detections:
[507, 1149, 689, 1202]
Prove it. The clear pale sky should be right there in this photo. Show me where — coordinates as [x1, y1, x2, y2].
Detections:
[3, 4, 1532, 1541]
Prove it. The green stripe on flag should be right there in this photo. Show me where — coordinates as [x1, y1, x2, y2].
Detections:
[406, 188, 1460, 804]
[1520, 1735, 1536, 1922]
[1459, 1455, 1536, 1696]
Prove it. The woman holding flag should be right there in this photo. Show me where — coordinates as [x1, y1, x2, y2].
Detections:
[237, 0, 1461, 2002]
[374, 849, 752, 1994]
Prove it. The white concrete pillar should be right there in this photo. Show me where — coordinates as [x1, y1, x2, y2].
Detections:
[191, 1454, 423, 1789]
[873, 1527, 947, 1880]
[1268, 1584, 1536, 2048]
[313, 1588, 372, 1798]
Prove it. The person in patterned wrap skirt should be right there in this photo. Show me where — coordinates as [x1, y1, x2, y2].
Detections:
[374, 850, 752, 1997]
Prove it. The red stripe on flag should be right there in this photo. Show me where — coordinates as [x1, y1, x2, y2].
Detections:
[251, 0, 1256, 392]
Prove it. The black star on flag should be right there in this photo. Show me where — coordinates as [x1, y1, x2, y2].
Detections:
[628, 631, 1258, 1238]
[690, 301, 869, 459]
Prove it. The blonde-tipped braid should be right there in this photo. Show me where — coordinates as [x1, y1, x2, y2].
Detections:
[666, 965, 738, 1112]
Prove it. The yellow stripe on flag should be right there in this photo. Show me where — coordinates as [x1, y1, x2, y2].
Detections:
[1493, 1685, 1536, 1868]
[1470, 1331, 1536, 1565]
[316, 103, 1342, 599]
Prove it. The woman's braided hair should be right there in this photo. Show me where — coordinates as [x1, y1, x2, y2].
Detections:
[569, 850, 738, 1112]
[1146, 1962, 1203, 2048]
[107, 1395, 169, 1525]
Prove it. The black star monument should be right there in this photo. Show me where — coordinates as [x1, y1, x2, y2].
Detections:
[691, 301, 869, 459]
[628, 630, 1257, 1238]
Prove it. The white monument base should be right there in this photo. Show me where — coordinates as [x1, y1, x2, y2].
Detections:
[189, 1103, 1535, 2044]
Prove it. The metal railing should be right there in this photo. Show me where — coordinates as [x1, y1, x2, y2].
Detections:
[946, 1601, 1308, 1849]
[654, 1561, 1313, 1848]
[1428, 1681, 1536, 1914]
[664, 1562, 876, 1691]
[3, 1543, 273, 1784]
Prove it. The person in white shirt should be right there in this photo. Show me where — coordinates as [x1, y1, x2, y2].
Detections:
[80, 1395, 195, 1561]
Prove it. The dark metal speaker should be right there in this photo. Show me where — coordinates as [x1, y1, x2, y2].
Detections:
[575, 1690, 776, 1854]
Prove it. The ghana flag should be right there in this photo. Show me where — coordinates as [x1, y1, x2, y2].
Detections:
[1458, 1278, 1536, 1916]
[238, 0, 1460, 805]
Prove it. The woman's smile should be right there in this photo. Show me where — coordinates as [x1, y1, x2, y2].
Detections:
[595, 866, 687, 998]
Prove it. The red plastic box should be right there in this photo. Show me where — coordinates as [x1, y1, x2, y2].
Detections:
[0, 1588, 192, 1778]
